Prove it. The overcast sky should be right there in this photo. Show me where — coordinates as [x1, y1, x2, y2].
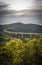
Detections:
[0, 0, 42, 25]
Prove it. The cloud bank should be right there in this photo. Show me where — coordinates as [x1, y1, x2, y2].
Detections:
[0, 1, 42, 25]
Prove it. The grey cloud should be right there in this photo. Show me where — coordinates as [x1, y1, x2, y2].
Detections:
[32, 0, 42, 10]
[0, 2, 8, 8]
[0, 1, 42, 25]
[0, 9, 42, 25]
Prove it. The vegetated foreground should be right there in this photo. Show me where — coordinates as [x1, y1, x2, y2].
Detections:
[0, 36, 42, 65]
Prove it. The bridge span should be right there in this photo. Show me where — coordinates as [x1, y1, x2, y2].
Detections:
[4, 29, 42, 39]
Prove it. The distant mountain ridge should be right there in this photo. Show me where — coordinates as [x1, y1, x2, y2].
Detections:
[0, 23, 42, 33]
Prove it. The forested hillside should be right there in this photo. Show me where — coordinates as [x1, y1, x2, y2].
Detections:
[0, 23, 42, 33]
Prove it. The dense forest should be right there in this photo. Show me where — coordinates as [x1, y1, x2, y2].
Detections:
[0, 36, 42, 65]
